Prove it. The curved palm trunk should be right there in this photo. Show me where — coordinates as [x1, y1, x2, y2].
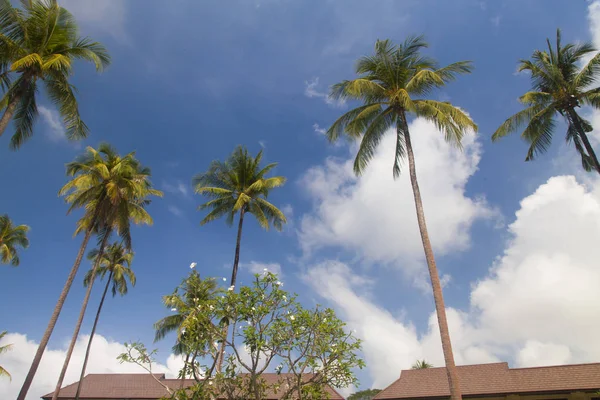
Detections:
[216, 208, 246, 372]
[74, 269, 113, 400]
[17, 226, 95, 400]
[51, 230, 111, 400]
[400, 114, 462, 400]
[0, 94, 20, 139]
[569, 109, 600, 174]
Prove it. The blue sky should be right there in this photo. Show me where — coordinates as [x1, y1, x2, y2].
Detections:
[2, 0, 600, 398]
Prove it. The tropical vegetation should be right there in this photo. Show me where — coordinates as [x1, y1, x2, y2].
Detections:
[493, 29, 600, 173]
[325, 36, 477, 400]
[0, 0, 109, 149]
[0, 214, 29, 266]
[0, 331, 12, 380]
[412, 360, 434, 369]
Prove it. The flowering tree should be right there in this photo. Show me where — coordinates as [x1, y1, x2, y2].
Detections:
[119, 271, 364, 400]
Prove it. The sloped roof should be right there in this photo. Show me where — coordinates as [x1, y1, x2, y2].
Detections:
[42, 373, 345, 399]
[374, 362, 600, 399]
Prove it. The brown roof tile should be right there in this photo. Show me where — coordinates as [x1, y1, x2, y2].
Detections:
[42, 373, 344, 399]
[374, 362, 600, 399]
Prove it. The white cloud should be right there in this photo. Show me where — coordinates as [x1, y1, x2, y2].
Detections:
[305, 174, 600, 386]
[168, 205, 184, 217]
[299, 118, 497, 284]
[588, 1, 600, 54]
[38, 106, 66, 143]
[0, 333, 181, 400]
[304, 78, 345, 108]
[242, 261, 283, 277]
[60, 0, 128, 43]
[162, 180, 189, 198]
[312, 123, 327, 136]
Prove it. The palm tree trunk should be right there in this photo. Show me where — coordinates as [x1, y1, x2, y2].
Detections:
[216, 208, 246, 372]
[16, 226, 96, 400]
[74, 269, 113, 400]
[0, 94, 20, 139]
[51, 230, 111, 400]
[569, 109, 600, 174]
[400, 114, 462, 400]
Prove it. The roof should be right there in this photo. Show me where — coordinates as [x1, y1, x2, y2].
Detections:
[374, 362, 600, 399]
[42, 372, 345, 400]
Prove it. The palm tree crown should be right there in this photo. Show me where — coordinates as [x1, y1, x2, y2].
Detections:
[59, 143, 163, 249]
[84, 243, 136, 297]
[327, 36, 477, 176]
[193, 145, 287, 231]
[412, 360, 433, 369]
[0, 0, 110, 148]
[493, 29, 600, 173]
[0, 214, 29, 266]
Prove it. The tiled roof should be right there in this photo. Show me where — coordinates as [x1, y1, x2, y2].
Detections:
[374, 362, 600, 399]
[42, 372, 344, 399]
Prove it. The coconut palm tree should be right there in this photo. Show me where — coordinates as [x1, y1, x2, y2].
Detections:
[0, 331, 12, 380]
[0, 214, 29, 266]
[326, 37, 477, 400]
[17, 143, 162, 400]
[0, 0, 110, 149]
[412, 360, 433, 369]
[73, 243, 136, 400]
[51, 144, 162, 400]
[193, 146, 287, 288]
[493, 29, 600, 174]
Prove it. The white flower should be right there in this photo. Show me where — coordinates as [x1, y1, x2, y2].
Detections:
[189, 262, 197, 269]
[323, 318, 327, 322]
[290, 315, 295, 321]
[263, 268, 268, 272]
[251, 307, 256, 311]
[181, 329, 186, 334]
[276, 281, 282, 286]
[209, 305, 214, 310]
[282, 295, 287, 301]
[171, 308, 177, 312]
[228, 285, 235, 291]
[208, 381, 213, 386]
[222, 277, 227, 281]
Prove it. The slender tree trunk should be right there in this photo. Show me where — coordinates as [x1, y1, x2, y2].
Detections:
[180, 353, 190, 389]
[51, 230, 111, 400]
[73, 269, 113, 400]
[400, 114, 462, 400]
[216, 208, 246, 372]
[0, 94, 20, 139]
[17, 226, 96, 400]
[569, 109, 600, 174]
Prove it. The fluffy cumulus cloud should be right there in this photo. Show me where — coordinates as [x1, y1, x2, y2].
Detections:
[242, 261, 283, 277]
[0, 333, 182, 400]
[299, 118, 495, 280]
[305, 175, 600, 387]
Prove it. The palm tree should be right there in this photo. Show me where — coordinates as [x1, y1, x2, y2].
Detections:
[326, 37, 477, 400]
[0, 331, 13, 380]
[51, 144, 162, 400]
[153, 270, 220, 382]
[193, 146, 287, 371]
[0, 0, 110, 149]
[412, 360, 433, 369]
[0, 214, 29, 266]
[493, 29, 600, 174]
[73, 243, 136, 400]
[17, 143, 162, 400]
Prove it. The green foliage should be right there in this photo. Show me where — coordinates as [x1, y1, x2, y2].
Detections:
[84, 242, 136, 297]
[58, 143, 163, 248]
[193, 145, 287, 231]
[411, 360, 433, 369]
[122, 272, 364, 400]
[348, 388, 382, 400]
[0, 0, 110, 148]
[327, 36, 477, 178]
[493, 29, 600, 172]
[0, 331, 12, 380]
[0, 214, 29, 266]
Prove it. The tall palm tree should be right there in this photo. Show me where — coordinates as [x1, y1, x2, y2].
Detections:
[493, 29, 600, 174]
[0, 331, 12, 380]
[73, 243, 136, 400]
[0, 214, 29, 266]
[0, 0, 110, 149]
[193, 146, 287, 371]
[193, 146, 287, 288]
[51, 144, 162, 400]
[412, 360, 433, 369]
[17, 143, 162, 400]
[326, 37, 477, 400]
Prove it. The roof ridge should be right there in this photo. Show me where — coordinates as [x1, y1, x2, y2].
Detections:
[509, 362, 600, 371]
[403, 362, 509, 372]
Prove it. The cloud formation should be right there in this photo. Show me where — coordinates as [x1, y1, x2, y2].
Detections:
[60, 0, 128, 43]
[304, 78, 345, 108]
